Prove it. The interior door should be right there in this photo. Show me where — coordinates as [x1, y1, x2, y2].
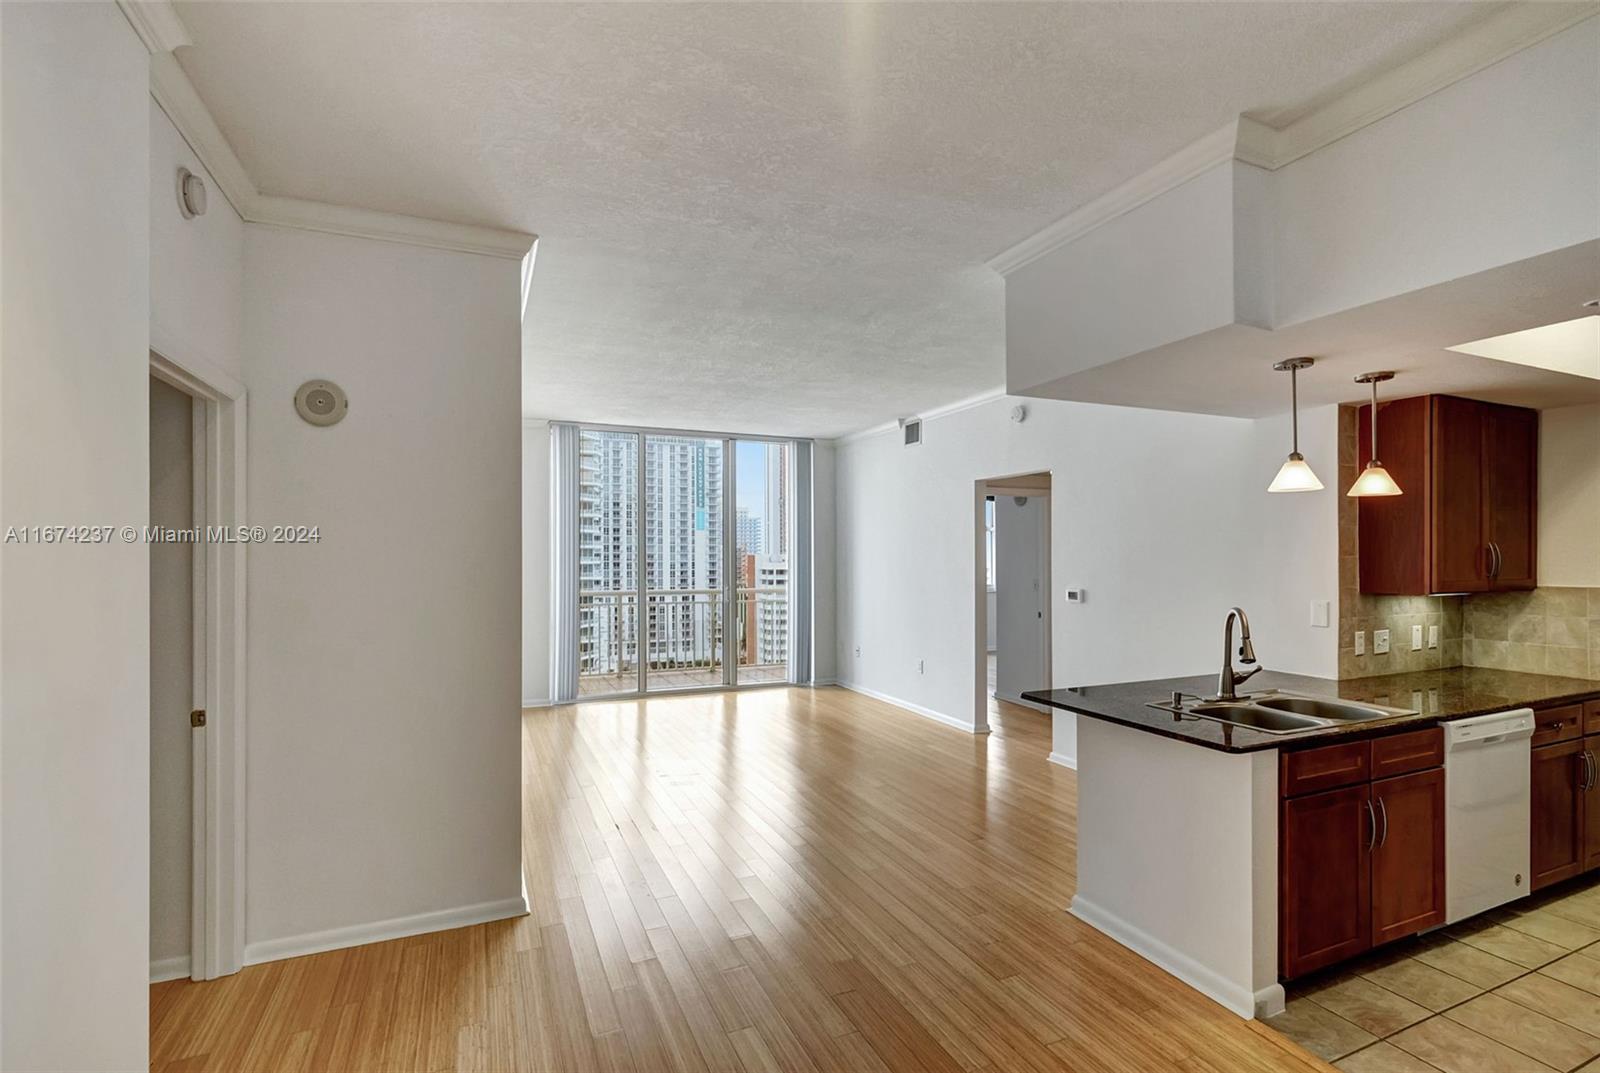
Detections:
[1483, 403, 1537, 590]
[1370, 769, 1445, 945]
[1281, 784, 1372, 978]
[643, 434, 725, 692]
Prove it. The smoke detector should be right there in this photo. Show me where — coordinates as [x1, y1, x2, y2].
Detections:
[177, 167, 207, 219]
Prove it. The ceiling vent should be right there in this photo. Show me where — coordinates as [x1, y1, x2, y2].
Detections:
[899, 417, 922, 446]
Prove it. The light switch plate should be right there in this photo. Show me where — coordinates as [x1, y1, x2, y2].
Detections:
[1065, 588, 1085, 603]
[1355, 630, 1366, 656]
[1310, 600, 1331, 628]
[1374, 629, 1391, 655]
[1411, 624, 1424, 651]
[1428, 625, 1439, 649]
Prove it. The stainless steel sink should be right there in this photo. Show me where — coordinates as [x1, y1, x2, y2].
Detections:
[1188, 702, 1325, 733]
[1252, 694, 1407, 722]
[1148, 690, 1417, 736]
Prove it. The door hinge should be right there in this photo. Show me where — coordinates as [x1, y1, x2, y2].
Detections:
[190, 708, 207, 728]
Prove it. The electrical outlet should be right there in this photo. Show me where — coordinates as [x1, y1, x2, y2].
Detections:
[1411, 624, 1424, 651]
[1374, 629, 1391, 655]
[1428, 625, 1439, 649]
[1354, 630, 1366, 656]
[854, 646, 860, 658]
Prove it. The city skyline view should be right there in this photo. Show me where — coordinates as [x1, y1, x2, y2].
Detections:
[577, 429, 792, 694]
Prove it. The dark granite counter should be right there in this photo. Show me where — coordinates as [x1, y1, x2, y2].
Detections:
[1021, 667, 1600, 753]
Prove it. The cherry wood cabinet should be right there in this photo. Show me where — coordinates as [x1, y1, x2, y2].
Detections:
[1370, 768, 1446, 945]
[1358, 395, 1537, 595]
[1281, 784, 1372, 978]
[1531, 737, 1585, 890]
[1280, 730, 1444, 978]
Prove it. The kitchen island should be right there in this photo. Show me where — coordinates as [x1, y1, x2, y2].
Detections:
[1022, 666, 1600, 1021]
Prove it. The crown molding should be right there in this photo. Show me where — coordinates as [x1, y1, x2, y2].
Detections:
[142, 11, 536, 260]
[117, 0, 192, 55]
[1257, 1, 1600, 169]
[986, 122, 1240, 276]
[837, 385, 1008, 444]
[989, 3, 1599, 276]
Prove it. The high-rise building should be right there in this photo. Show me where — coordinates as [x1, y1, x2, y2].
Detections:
[579, 431, 725, 679]
[735, 507, 763, 561]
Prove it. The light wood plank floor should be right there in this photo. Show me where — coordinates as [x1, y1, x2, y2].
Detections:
[150, 686, 1330, 1072]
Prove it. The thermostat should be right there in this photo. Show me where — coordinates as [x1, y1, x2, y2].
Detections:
[294, 379, 348, 427]
[1065, 588, 1085, 603]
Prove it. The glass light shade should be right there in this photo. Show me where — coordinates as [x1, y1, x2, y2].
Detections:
[1346, 462, 1403, 497]
[1267, 455, 1324, 493]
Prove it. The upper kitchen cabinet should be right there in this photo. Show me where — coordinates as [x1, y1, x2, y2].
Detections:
[1358, 395, 1538, 595]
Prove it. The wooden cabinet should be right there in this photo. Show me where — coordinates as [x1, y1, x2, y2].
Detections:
[1370, 769, 1446, 945]
[1531, 737, 1585, 890]
[1282, 784, 1372, 978]
[1358, 395, 1537, 595]
[1280, 729, 1444, 978]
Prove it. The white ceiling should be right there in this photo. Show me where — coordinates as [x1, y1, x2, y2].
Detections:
[172, 1, 1504, 437]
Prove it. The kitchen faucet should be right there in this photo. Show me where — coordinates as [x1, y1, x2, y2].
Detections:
[1217, 606, 1262, 701]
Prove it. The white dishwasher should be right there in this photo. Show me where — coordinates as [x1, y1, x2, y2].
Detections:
[1444, 708, 1536, 924]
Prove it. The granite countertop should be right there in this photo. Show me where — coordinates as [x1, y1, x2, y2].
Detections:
[1020, 667, 1600, 753]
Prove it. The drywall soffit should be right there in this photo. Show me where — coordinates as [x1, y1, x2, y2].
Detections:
[121, 1, 536, 260]
[987, 3, 1600, 277]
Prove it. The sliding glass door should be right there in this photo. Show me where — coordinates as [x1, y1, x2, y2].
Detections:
[733, 440, 790, 685]
[643, 434, 724, 693]
[570, 425, 797, 699]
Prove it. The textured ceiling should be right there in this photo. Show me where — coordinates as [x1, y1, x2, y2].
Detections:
[173, 1, 1501, 437]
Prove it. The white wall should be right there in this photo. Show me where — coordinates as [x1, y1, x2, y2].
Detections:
[150, 98, 245, 381]
[1, 3, 151, 1067]
[1244, 405, 1341, 678]
[242, 227, 525, 953]
[993, 494, 1048, 703]
[1541, 403, 1600, 588]
[835, 395, 1268, 744]
[522, 420, 551, 704]
[985, 588, 998, 652]
[1005, 161, 1241, 395]
[1273, 18, 1600, 326]
[149, 377, 194, 976]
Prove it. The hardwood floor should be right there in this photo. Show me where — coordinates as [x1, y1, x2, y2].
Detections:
[149, 686, 1329, 1072]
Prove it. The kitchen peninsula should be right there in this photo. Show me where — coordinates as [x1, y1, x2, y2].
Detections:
[1023, 666, 1600, 1021]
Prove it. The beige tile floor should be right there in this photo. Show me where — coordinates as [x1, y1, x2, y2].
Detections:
[1266, 876, 1600, 1072]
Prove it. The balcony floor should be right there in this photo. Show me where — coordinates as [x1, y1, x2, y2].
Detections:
[578, 662, 787, 696]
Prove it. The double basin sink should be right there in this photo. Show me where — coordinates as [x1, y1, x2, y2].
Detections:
[1149, 690, 1418, 734]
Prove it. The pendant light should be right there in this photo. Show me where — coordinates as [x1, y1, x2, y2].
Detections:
[1347, 371, 1403, 497]
[1267, 357, 1324, 493]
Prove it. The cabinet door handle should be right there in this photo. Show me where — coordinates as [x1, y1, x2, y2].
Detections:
[1491, 542, 1503, 579]
[1376, 795, 1389, 848]
[1585, 751, 1595, 792]
[1365, 798, 1378, 852]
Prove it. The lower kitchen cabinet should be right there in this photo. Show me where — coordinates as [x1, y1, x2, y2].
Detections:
[1531, 737, 1585, 890]
[1370, 768, 1446, 945]
[1281, 784, 1372, 978]
[1280, 729, 1445, 980]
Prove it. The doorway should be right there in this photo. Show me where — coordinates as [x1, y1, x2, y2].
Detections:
[149, 374, 199, 982]
[975, 472, 1052, 729]
[147, 345, 248, 982]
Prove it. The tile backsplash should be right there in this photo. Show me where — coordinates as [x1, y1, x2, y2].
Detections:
[1336, 404, 1600, 682]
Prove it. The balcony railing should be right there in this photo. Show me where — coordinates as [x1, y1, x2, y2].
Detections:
[577, 587, 787, 695]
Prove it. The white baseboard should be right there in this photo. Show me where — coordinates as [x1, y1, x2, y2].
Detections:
[521, 697, 552, 709]
[1070, 894, 1274, 1019]
[811, 677, 839, 687]
[996, 689, 1050, 713]
[835, 680, 987, 735]
[150, 954, 191, 983]
[1047, 751, 1077, 770]
[243, 894, 529, 966]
